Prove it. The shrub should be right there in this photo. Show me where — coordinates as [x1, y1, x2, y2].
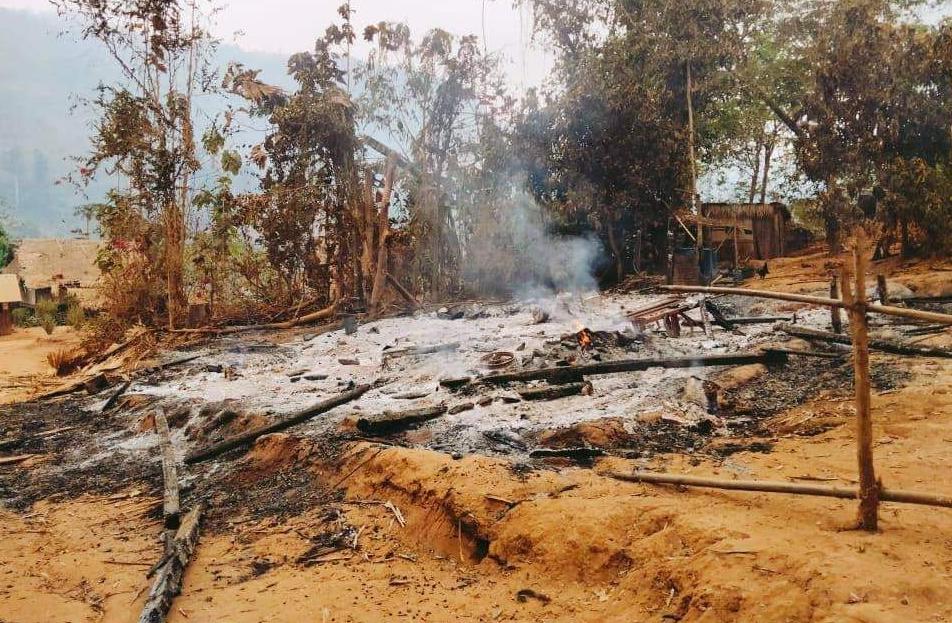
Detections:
[35, 298, 58, 335]
[11, 307, 35, 327]
[66, 302, 86, 330]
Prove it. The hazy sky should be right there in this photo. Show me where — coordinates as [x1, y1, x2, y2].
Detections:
[0, 0, 553, 89]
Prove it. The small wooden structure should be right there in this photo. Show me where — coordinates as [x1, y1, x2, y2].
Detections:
[0, 274, 24, 336]
[701, 202, 791, 260]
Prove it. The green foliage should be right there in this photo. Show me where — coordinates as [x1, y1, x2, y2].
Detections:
[225, 27, 361, 305]
[11, 307, 34, 328]
[66, 298, 86, 329]
[785, 0, 952, 254]
[35, 298, 58, 335]
[0, 219, 13, 268]
[518, 0, 770, 278]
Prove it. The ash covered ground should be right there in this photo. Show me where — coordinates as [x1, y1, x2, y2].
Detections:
[2, 287, 887, 521]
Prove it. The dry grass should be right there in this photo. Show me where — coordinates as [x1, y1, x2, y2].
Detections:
[46, 348, 87, 377]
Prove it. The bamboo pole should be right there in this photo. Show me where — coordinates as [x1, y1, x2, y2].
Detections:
[830, 276, 843, 334]
[607, 472, 952, 508]
[660, 285, 952, 325]
[847, 232, 879, 530]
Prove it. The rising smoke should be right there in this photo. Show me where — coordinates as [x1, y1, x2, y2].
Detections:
[462, 189, 605, 297]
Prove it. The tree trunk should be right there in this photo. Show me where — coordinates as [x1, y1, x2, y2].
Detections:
[759, 139, 775, 205]
[685, 62, 700, 251]
[369, 159, 397, 313]
[606, 223, 624, 283]
[748, 140, 762, 204]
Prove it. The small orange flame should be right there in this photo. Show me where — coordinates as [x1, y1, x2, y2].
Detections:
[577, 327, 593, 349]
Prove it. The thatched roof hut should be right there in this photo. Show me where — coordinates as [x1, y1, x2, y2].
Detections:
[701, 202, 791, 260]
[0, 238, 101, 307]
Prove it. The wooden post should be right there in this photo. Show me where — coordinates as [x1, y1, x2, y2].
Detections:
[0, 303, 12, 337]
[732, 219, 740, 269]
[844, 231, 878, 531]
[155, 410, 180, 530]
[830, 276, 843, 334]
[876, 274, 889, 305]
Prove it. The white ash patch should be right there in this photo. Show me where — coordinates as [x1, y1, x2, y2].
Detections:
[113, 290, 836, 455]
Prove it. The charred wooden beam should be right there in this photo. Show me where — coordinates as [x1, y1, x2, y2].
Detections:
[185, 384, 372, 464]
[704, 300, 741, 333]
[779, 323, 952, 359]
[478, 351, 787, 387]
[101, 379, 132, 413]
[356, 405, 447, 435]
[518, 382, 590, 401]
[154, 410, 180, 530]
[138, 506, 202, 623]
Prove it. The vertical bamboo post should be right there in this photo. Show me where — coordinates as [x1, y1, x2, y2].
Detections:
[876, 274, 889, 305]
[830, 275, 843, 334]
[844, 230, 879, 530]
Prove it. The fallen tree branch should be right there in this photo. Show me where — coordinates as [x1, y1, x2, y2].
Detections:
[607, 471, 952, 509]
[138, 506, 202, 623]
[185, 384, 372, 464]
[385, 273, 418, 307]
[779, 324, 952, 359]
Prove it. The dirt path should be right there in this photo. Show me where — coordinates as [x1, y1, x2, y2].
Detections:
[0, 326, 80, 404]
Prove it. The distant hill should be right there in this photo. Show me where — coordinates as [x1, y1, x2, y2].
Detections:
[0, 8, 294, 237]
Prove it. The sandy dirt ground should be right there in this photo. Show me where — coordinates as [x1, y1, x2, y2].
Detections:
[1, 251, 951, 623]
[0, 326, 80, 404]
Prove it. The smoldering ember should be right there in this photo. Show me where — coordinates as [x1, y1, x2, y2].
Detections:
[2, 2, 952, 622]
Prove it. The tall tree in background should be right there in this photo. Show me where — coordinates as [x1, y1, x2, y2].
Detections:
[520, 0, 768, 281]
[776, 0, 952, 255]
[53, 0, 212, 327]
[358, 24, 507, 296]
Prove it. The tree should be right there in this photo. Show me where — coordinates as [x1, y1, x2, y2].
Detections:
[519, 0, 769, 281]
[778, 0, 952, 255]
[53, 0, 213, 327]
[358, 23, 508, 296]
[225, 27, 363, 308]
[0, 220, 14, 268]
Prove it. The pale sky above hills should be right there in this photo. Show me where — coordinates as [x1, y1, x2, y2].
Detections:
[0, 0, 554, 90]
